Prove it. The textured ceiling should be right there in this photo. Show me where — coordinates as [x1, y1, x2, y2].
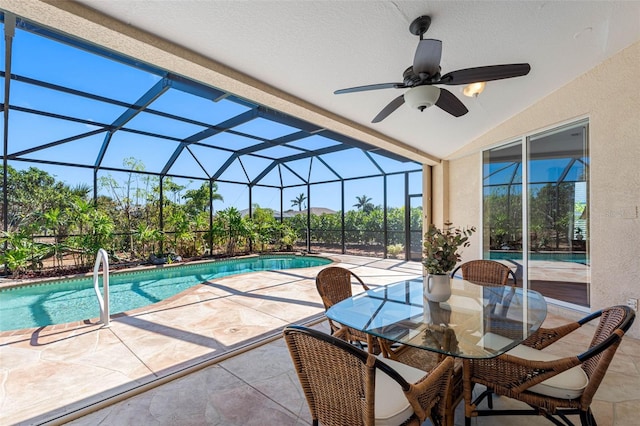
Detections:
[76, 0, 640, 160]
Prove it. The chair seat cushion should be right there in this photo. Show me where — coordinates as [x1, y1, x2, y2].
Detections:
[479, 332, 589, 399]
[375, 356, 428, 426]
[506, 344, 589, 399]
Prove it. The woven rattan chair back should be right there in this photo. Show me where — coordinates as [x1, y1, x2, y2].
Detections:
[315, 266, 379, 352]
[284, 325, 454, 426]
[315, 266, 369, 311]
[580, 305, 634, 405]
[463, 305, 635, 426]
[451, 260, 512, 286]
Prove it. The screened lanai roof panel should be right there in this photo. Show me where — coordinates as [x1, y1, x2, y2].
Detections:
[368, 152, 421, 174]
[232, 117, 299, 140]
[238, 155, 274, 181]
[149, 88, 252, 125]
[124, 110, 207, 140]
[309, 158, 340, 182]
[217, 158, 249, 183]
[10, 80, 127, 124]
[483, 162, 522, 186]
[255, 144, 303, 159]
[166, 148, 209, 179]
[255, 165, 282, 187]
[7, 110, 103, 153]
[528, 157, 587, 184]
[286, 134, 341, 151]
[2, 14, 420, 196]
[564, 158, 588, 182]
[203, 132, 260, 150]
[309, 158, 341, 182]
[12, 28, 162, 104]
[187, 144, 235, 176]
[19, 133, 105, 167]
[0, 21, 4, 69]
[279, 164, 307, 186]
[283, 158, 311, 182]
[101, 132, 182, 173]
[318, 149, 382, 179]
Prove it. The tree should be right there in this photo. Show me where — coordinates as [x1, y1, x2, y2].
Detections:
[1, 165, 70, 232]
[183, 181, 223, 217]
[354, 194, 374, 213]
[98, 157, 146, 252]
[291, 193, 307, 211]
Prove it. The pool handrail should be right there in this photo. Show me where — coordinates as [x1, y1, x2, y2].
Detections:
[93, 248, 110, 327]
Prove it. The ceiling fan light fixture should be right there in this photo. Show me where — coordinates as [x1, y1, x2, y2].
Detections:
[404, 85, 440, 111]
[462, 81, 486, 97]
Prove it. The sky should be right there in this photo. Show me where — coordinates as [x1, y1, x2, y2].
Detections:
[1, 17, 422, 213]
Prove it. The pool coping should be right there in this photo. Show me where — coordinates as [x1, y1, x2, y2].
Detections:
[0, 252, 334, 290]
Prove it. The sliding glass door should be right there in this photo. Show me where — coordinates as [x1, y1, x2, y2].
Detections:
[483, 121, 590, 309]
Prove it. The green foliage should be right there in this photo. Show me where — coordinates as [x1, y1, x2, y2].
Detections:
[387, 243, 404, 259]
[279, 224, 298, 251]
[422, 223, 476, 274]
[182, 181, 223, 217]
[2, 161, 426, 275]
[0, 230, 50, 276]
[211, 207, 253, 255]
[1, 165, 74, 232]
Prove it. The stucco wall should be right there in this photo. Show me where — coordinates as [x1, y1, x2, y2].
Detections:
[445, 42, 640, 338]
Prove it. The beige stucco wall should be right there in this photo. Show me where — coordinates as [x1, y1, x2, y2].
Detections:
[443, 42, 640, 338]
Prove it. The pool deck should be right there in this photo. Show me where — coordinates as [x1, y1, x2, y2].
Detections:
[0, 254, 638, 425]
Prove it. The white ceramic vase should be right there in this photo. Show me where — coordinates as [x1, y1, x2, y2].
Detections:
[424, 273, 451, 302]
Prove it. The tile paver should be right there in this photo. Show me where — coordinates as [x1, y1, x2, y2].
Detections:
[0, 255, 637, 426]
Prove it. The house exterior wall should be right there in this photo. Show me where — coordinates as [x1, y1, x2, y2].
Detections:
[443, 41, 640, 338]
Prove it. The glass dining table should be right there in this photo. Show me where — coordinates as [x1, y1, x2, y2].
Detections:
[326, 277, 547, 359]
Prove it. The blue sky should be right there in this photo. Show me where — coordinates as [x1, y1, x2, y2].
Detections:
[1, 18, 422, 213]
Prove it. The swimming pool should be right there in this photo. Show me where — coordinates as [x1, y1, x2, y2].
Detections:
[487, 251, 589, 264]
[0, 255, 332, 331]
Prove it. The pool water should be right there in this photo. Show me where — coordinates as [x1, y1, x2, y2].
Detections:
[488, 251, 589, 264]
[0, 255, 331, 331]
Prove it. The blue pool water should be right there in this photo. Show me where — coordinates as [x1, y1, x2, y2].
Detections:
[0, 255, 332, 331]
[488, 251, 589, 264]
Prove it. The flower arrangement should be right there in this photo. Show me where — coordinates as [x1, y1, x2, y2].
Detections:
[422, 222, 476, 275]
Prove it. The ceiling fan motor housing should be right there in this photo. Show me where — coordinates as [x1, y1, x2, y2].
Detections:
[405, 85, 440, 111]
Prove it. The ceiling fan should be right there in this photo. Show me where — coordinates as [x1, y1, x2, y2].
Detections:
[334, 16, 531, 123]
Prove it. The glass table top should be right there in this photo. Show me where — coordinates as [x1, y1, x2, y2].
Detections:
[326, 278, 547, 359]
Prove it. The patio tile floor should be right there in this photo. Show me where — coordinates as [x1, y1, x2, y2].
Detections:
[0, 254, 637, 425]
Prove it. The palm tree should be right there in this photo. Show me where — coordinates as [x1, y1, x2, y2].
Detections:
[291, 193, 307, 211]
[354, 194, 374, 213]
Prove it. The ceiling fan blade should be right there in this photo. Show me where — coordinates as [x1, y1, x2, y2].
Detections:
[372, 95, 405, 123]
[435, 88, 468, 117]
[440, 63, 531, 85]
[334, 82, 404, 95]
[413, 39, 442, 76]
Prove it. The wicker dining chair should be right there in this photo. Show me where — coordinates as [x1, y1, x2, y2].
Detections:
[378, 326, 464, 426]
[284, 325, 454, 426]
[463, 305, 636, 426]
[450, 259, 515, 286]
[451, 259, 517, 316]
[315, 266, 378, 353]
